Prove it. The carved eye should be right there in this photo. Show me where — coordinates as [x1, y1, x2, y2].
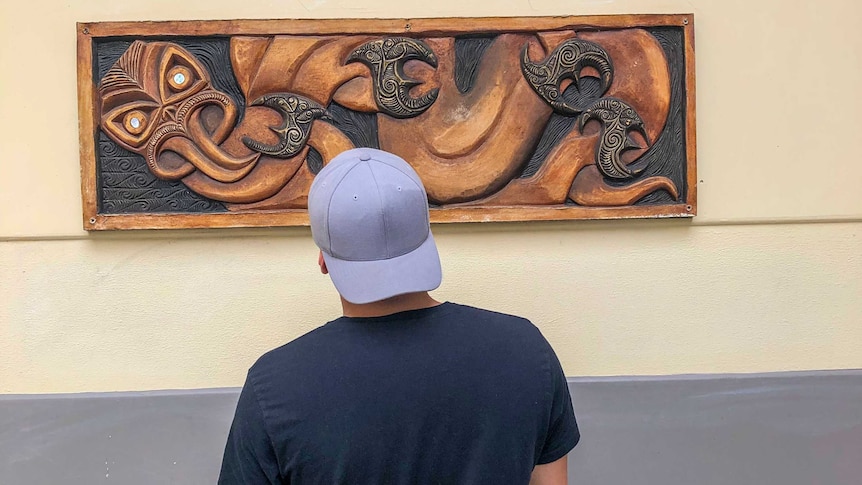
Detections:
[167, 65, 194, 91]
[364, 50, 382, 63]
[296, 110, 316, 123]
[101, 102, 159, 150]
[157, 44, 209, 104]
[123, 110, 149, 135]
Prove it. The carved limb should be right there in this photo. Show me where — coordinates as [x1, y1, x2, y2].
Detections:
[176, 107, 303, 203]
[293, 36, 375, 107]
[179, 103, 320, 204]
[568, 165, 678, 206]
[459, 129, 595, 206]
[377, 34, 553, 204]
[231, 36, 331, 102]
[225, 121, 356, 210]
[181, 151, 306, 204]
[230, 35, 373, 106]
[458, 29, 673, 207]
[146, 93, 260, 184]
[159, 137, 255, 183]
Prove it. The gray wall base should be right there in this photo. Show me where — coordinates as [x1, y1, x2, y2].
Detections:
[2, 370, 861, 484]
[567, 370, 862, 485]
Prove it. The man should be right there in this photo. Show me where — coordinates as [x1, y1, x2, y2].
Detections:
[219, 148, 579, 484]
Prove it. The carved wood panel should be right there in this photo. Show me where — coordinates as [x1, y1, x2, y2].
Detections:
[77, 15, 697, 230]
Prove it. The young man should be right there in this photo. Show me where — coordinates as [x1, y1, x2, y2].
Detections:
[219, 148, 579, 484]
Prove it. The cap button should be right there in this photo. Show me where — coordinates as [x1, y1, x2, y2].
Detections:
[358, 152, 372, 161]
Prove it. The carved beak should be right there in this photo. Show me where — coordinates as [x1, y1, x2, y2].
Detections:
[577, 112, 592, 133]
[243, 93, 329, 158]
[633, 122, 651, 147]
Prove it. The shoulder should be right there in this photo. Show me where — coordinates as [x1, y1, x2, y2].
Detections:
[246, 320, 342, 382]
[448, 302, 538, 328]
[445, 302, 549, 344]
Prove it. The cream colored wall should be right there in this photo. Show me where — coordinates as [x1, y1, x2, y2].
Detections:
[1, 0, 860, 393]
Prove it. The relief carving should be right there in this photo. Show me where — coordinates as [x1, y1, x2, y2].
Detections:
[79, 16, 696, 228]
[346, 37, 440, 118]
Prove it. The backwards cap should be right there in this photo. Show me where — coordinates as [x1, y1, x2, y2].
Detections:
[308, 148, 442, 304]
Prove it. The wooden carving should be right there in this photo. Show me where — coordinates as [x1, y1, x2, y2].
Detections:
[77, 15, 697, 230]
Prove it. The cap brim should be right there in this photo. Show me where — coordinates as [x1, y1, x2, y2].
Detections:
[322, 233, 442, 304]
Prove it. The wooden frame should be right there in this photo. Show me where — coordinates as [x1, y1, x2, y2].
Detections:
[77, 14, 697, 230]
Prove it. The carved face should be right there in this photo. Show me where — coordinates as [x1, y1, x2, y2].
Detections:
[98, 41, 255, 182]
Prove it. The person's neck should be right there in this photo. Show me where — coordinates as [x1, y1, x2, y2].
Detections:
[341, 292, 442, 318]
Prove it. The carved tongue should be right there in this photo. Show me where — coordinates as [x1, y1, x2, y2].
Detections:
[160, 136, 256, 183]
[186, 109, 259, 170]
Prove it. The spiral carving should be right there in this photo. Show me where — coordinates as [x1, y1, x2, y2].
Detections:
[578, 98, 650, 179]
[346, 37, 439, 118]
[242, 93, 329, 158]
[521, 38, 613, 115]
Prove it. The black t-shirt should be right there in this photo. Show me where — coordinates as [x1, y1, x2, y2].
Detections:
[218, 302, 579, 484]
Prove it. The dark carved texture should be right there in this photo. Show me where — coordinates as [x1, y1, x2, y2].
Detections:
[346, 37, 439, 118]
[306, 147, 324, 175]
[454, 36, 495, 94]
[98, 132, 226, 213]
[521, 38, 613, 115]
[626, 27, 687, 205]
[327, 102, 380, 150]
[242, 93, 329, 158]
[520, 77, 603, 178]
[578, 97, 650, 180]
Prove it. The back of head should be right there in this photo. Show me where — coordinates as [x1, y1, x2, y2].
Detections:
[307, 148, 442, 304]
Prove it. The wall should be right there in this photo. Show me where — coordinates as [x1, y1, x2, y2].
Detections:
[2, 372, 861, 485]
[2, 0, 861, 395]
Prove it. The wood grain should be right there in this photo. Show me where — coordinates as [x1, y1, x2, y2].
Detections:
[79, 15, 692, 38]
[77, 15, 697, 230]
[89, 203, 692, 231]
[77, 25, 99, 230]
[683, 15, 698, 215]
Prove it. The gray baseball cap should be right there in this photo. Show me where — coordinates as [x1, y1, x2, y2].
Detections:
[308, 148, 442, 304]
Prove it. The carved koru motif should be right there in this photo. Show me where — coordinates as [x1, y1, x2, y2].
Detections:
[346, 37, 439, 118]
[578, 98, 650, 179]
[93, 27, 686, 218]
[99, 41, 258, 183]
[242, 93, 330, 158]
[521, 38, 613, 115]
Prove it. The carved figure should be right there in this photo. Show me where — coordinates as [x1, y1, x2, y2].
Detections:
[96, 29, 681, 212]
[345, 37, 439, 118]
